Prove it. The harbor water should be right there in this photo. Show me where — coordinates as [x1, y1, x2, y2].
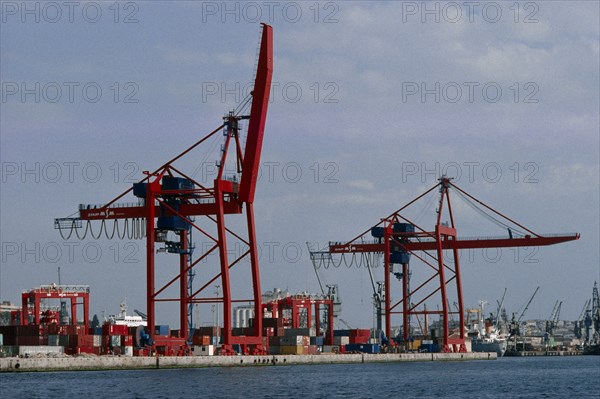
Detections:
[1, 356, 599, 398]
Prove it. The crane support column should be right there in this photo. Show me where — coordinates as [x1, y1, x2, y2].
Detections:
[146, 177, 158, 343]
[435, 225, 450, 352]
[215, 179, 232, 348]
[402, 262, 409, 342]
[246, 202, 263, 338]
[179, 230, 189, 342]
[384, 224, 392, 340]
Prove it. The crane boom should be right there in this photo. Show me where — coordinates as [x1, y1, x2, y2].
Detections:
[330, 233, 579, 253]
[239, 24, 273, 204]
[518, 286, 540, 322]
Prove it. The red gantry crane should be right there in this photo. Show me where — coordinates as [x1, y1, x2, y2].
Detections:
[54, 24, 273, 355]
[312, 177, 579, 353]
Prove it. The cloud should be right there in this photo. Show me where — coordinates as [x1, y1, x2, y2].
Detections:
[346, 179, 375, 191]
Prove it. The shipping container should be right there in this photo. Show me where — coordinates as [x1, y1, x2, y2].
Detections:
[195, 326, 221, 337]
[111, 335, 121, 347]
[122, 346, 134, 356]
[192, 345, 215, 356]
[16, 335, 47, 346]
[334, 329, 350, 337]
[18, 346, 64, 356]
[0, 345, 19, 357]
[333, 336, 350, 346]
[349, 335, 370, 344]
[47, 335, 60, 346]
[192, 335, 212, 346]
[103, 324, 128, 336]
[280, 336, 310, 346]
[155, 325, 169, 336]
[304, 345, 318, 355]
[419, 343, 439, 353]
[284, 328, 310, 337]
[279, 345, 303, 355]
[345, 343, 380, 354]
[263, 318, 283, 328]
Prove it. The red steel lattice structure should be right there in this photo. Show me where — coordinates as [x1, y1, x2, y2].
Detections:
[55, 25, 273, 354]
[327, 177, 579, 353]
[21, 285, 90, 330]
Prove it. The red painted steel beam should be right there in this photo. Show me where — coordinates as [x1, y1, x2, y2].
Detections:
[79, 201, 243, 220]
[239, 24, 273, 203]
[329, 234, 579, 253]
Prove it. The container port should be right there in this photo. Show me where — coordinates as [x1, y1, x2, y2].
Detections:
[0, 24, 594, 371]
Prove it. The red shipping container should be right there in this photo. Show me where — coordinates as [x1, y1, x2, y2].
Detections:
[16, 335, 46, 346]
[349, 336, 369, 344]
[78, 346, 95, 354]
[304, 345, 318, 355]
[349, 329, 370, 338]
[192, 335, 211, 346]
[102, 324, 128, 336]
[263, 327, 274, 337]
[121, 335, 133, 346]
[47, 324, 60, 334]
[134, 348, 148, 357]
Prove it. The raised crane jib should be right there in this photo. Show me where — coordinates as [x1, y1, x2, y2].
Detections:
[238, 24, 273, 204]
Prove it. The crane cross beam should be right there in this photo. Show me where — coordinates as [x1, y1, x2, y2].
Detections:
[79, 202, 243, 220]
[329, 233, 579, 253]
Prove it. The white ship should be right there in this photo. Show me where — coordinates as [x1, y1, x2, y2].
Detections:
[108, 301, 147, 327]
[467, 300, 507, 357]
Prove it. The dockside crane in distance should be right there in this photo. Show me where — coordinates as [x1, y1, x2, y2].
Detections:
[311, 178, 578, 353]
[54, 25, 274, 355]
[574, 299, 591, 340]
[545, 300, 562, 336]
[509, 286, 540, 342]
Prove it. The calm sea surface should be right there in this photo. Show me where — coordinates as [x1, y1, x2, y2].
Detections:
[1, 356, 599, 398]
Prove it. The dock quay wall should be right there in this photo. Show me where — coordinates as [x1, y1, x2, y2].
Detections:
[1, 352, 496, 372]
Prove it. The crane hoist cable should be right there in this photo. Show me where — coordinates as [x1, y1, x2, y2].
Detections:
[452, 188, 528, 236]
[57, 218, 146, 241]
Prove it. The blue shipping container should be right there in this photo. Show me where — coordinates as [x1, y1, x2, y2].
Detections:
[393, 223, 415, 233]
[155, 325, 169, 336]
[371, 227, 385, 238]
[345, 344, 380, 354]
[334, 329, 350, 337]
[390, 251, 410, 264]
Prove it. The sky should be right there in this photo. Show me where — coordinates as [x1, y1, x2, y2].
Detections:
[1, 1, 598, 330]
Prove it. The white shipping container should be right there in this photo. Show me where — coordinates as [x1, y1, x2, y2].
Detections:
[193, 345, 214, 356]
[122, 346, 133, 356]
[333, 336, 349, 346]
[19, 346, 64, 355]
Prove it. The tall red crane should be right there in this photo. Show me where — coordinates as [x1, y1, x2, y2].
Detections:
[316, 177, 579, 353]
[55, 24, 273, 354]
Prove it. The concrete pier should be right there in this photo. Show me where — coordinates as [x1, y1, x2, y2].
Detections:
[0, 352, 496, 372]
